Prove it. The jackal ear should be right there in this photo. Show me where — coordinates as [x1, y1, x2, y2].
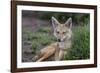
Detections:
[65, 17, 72, 29]
[52, 17, 60, 29]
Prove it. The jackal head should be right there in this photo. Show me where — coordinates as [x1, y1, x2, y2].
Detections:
[52, 17, 72, 42]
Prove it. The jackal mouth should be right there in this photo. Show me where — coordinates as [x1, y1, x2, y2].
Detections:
[57, 39, 61, 42]
[57, 39, 65, 42]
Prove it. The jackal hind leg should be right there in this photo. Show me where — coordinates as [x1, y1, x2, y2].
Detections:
[32, 51, 43, 61]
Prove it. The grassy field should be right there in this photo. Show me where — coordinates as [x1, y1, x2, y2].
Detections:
[65, 25, 90, 60]
[22, 25, 90, 60]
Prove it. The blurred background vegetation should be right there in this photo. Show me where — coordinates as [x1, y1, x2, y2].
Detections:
[23, 11, 90, 26]
[22, 10, 90, 61]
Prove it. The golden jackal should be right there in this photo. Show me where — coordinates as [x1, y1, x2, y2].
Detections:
[32, 17, 73, 62]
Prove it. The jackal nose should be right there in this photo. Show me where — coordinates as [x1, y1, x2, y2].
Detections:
[58, 39, 61, 42]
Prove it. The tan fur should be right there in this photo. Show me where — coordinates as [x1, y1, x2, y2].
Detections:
[33, 17, 73, 62]
[36, 43, 58, 62]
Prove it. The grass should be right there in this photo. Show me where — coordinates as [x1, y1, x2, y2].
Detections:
[64, 25, 90, 60]
[22, 28, 33, 41]
[37, 27, 51, 33]
[23, 27, 56, 53]
[23, 25, 90, 60]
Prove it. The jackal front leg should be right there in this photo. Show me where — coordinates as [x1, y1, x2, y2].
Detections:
[58, 49, 64, 60]
[54, 48, 60, 61]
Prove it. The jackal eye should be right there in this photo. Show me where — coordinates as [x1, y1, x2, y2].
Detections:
[57, 31, 59, 34]
[62, 32, 66, 34]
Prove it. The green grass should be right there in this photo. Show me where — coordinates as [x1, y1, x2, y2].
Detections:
[23, 27, 56, 52]
[37, 27, 51, 33]
[22, 28, 33, 41]
[23, 25, 90, 60]
[65, 25, 90, 60]
[32, 27, 56, 51]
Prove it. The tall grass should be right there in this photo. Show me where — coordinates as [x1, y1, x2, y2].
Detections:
[23, 27, 56, 53]
[23, 25, 90, 60]
[65, 25, 90, 60]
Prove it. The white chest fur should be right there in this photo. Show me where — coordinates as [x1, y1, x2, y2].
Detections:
[58, 42, 65, 49]
[58, 40, 72, 50]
